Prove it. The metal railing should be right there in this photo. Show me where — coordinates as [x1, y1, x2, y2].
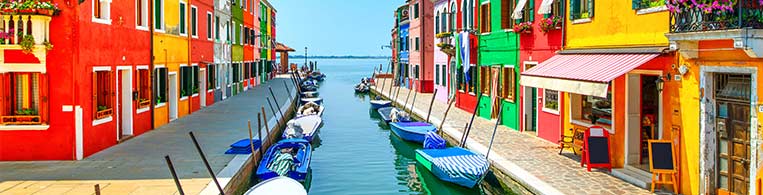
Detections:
[670, 0, 763, 33]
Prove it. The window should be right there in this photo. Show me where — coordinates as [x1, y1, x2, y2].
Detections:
[136, 0, 147, 29]
[571, 92, 612, 129]
[207, 12, 212, 40]
[191, 6, 197, 37]
[457, 66, 465, 91]
[137, 69, 150, 109]
[180, 66, 192, 98]
[435, 64, 440, 85]
[546, 0, 563, 18]
[415, 37, 419, 51]
[414, 65, 419, 79]
[240, 24, 244, 45]
[633, 0, 665, 10]
[93, 0, 111, 23]
[480, 3, 491, 33]
[153, 67, 167, 105]
[436, 13, 440, 34]
[93, 70, 113, 120]
[520, 0, 534, 23]
[207, 65, 216, 90]
[480, 66, 490, 95]
[543, 89, 559, 113]
[501, 67, 515, 101]
[570, 0, 593, 20]
[414, 3, 419, 19]
[441, 64, 447, 86]
[250, 62, 256, 78]
[192, 66, 199, 95]
[232, 63, 240, 82]
[462, 0, 468, 30]
[469, 0, 475, 28]
[154, 0, 164, 30]
[0, 72, 47, 125]
[179, 2, 187, 35]
[450, 3, 456, 31]
[227, 22, 231, 42]
[440, 10, 447, 33]
[244, 62, 250, 79]
[215, 16, 220, 40]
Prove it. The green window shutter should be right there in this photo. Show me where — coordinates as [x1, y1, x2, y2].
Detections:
[632, 0, 639, 9]
[569, 0, 578, 20]
[529, 0, 535, 22]
[154, 0, 161, 29]
[588, 0, 594, 18]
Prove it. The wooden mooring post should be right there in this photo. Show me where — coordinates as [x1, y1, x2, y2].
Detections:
[425, 89, 438, 122]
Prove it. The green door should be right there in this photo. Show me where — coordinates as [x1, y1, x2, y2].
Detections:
[530, 88, 537, 131]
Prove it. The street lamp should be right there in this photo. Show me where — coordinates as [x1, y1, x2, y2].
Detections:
[655, 76, 665, 92]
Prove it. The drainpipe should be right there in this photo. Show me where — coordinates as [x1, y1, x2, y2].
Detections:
[149, 0, 155, 129]
[187, 0, 192, 115]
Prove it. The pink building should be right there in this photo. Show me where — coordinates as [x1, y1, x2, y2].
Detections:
[407, 0, 434, 93]
[432, 0, 453, 103]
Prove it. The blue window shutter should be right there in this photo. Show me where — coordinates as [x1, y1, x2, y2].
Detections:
[569, 0, 578, 20]
[588, 0, 594, 18]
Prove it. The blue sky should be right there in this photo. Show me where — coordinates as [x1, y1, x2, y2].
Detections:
[270, 1, 405, 56]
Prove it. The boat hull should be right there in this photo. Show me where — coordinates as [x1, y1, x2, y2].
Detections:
[244, 176, 307, 195]
[389, 122, 437, 143]
[370, 100, 392, 110]
[282, 115, 323, 142]
[256, 139, 312, 182]
[414, 147, 489, 188]
[300, 98, 323, 105]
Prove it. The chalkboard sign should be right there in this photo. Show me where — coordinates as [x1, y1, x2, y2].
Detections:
[649, 140, 675, 171]
[582, 126, 612, 172]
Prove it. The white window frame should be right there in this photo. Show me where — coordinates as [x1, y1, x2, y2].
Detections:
[230, 21, 235, 43]
[179, 1, 187, 36]
[135, 0, 148, 30]
[92, 0, 112, 24]
[190, 5, 198, 38]
[154, 0, 165, 32]
[240, 24, 244, 45]
[541, 89, 560, 115]
[206, 12, 213, 40]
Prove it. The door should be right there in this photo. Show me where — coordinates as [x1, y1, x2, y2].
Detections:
[625, 74, 642, 167]
[200, 69, 206, 107]
[119, 69, 133, 139]
[530, 89, 537, 131]
[169, 73, 178, 121]
[715, 74, 752, 195]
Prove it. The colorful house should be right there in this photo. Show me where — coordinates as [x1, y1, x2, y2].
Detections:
[0, 0, 153, 160]
[259, 0, 274, 83]
[665, 1, 763, 194]
[397, 5, 410, 87]
[432, 0, 453, 103]
[153, 0, 192, 127]
[408, 0, 434, 93]
[191, 0, 215, 111]
[230, 0, 243, 96]
[520, 0, 676, 189]
[516, 0, 564, 143]
[213, 0, 232, 101]
[242, 0, 255, 90]
[453, 0, 479, 113]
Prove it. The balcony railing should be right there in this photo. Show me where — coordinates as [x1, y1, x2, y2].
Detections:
[0, 14, 51, 45]
[670, 0, 763, 33]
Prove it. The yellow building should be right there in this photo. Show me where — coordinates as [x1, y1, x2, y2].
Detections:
[520, 0, 683, 192]
[153, 0, 193, 127]
[666, 1, 763, 194]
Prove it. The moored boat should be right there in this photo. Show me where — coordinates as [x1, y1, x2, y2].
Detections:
[389, 122, 437, 143]
[300, 97, 323, 105]
[256, 139, 312, 181]
[377, 107, 412, 123]
[301, 91, 319, 98]
[297, 102, 325, 117]
[244, 176, 307, 195]
[415, 147, 489, 188]
[370, 99, 392, 109]
[282, 115, 323, 142]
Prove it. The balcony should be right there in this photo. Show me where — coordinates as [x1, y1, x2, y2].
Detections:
[666, 0, 763, 58]
[0, 13, 52, 73]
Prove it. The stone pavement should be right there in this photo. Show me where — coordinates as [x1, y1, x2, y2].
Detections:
[0, 76, 297, 195]
[372, 79, 655, 195]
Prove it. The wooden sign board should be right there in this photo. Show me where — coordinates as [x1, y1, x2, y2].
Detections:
[582, 126, 611, 172]
[648, 140, 676, 172]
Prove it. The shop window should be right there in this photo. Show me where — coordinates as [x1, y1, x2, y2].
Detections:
[191, 6, 197, 38]
[480, 3, 491, 33]
[136, 0, 147, 29]
[93, 0, 111, 23]
[207, 65, 216, 90]
[1, 73, 47, 125]
[501, 67, 515, 101]
[501, 0, 514, 29]
[480, 66, 490, 95]
[153, 68, 167, 105]
[179, 1, 187, 35]
[571, 91, 612, 129]
[137, 69, 151, 109]
[570, 0, 593, 20]
[543, 89, 559, 113]
[93, 71, 113, 120]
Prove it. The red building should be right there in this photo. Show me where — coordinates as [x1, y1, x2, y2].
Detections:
[191, 0, 216, 108]
[243, 0, 255, 89]
[0, 0, 153, 160]
[454, 0, 479, 113]
[407, 0, 434, 93]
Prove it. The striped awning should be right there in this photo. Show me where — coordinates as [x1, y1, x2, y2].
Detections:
[520, 53, 658, 97]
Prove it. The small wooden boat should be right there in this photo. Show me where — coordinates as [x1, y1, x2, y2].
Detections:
[256, 139, 312, 181]
[282, 115, 322, 142]
[301, 91, 319, 98]
[415, 147, 489, 188]
[377, 107, 412, 123]
[370, 99, 392, 109]
[300, 97, 323, 105]
[354, 84, 369, 93]
[301, 84, 318, 92]
[390, 122, 437, 143]
[244, 176, 307, 195]
[307, 72, 325, 81]
[297, 102, 325, 117]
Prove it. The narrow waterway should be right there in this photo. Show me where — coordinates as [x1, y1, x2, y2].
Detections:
[301, 58, 513, 195]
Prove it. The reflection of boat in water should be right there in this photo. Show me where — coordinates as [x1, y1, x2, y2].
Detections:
[415, 163, 483, 195]
[389, 133, 420, 159]
[389, 133, 423, 192]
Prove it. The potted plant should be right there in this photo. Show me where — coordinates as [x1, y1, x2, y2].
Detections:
[42, 40, 53, 50]
[539, 16, 562, 33]
[34, 1, 59, 16]
[19, 34, 35, 54]
[513, 22, 533, 34]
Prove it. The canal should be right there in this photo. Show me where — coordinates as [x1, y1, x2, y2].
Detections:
[301, 58, 514, 195]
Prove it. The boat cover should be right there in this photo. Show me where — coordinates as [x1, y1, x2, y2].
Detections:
[268, 152, 294, 176]
[418, 148, 489, 184]
[423, 131, 446, 149]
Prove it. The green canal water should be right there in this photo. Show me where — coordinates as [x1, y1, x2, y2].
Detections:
[298, 58, 514, 195]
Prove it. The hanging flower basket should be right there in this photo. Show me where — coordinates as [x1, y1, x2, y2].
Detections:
[513, 22, 533, 34]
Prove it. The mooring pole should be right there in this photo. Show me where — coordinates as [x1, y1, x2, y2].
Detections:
[94, 184, 102, 195]
[265, 99, 278, 127]
[462, 95, 482, 147]
[188, 132, 224, 195]
[402, 88, 412, 110]
[438, 97, 456, 133]
[460, 123, 469, 147]
[409, 88, 418, 113]
[261, 106, 270, 141]
[257, 113, 263, 160]
[426, 89, 438, 122]
[379, 74, 387, 95]
[486, 101, 503, 160]
[284, 81, 297, 113]
[247, 120, 256, 156]
[163, 156, 184, 195]
[268, 87, 285, 121]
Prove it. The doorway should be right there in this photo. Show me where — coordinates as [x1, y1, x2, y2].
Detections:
[625, 74, 661, 173]
[523, 62, 537, 132]
[169, 72, 178, 121]
[200, 68, 206, 107]
[714, 73, 752, 195]
[118, 69, 133, 140]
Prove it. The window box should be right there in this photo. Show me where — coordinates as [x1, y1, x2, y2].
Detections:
[95, 108, 112, 120]
[1, 115, 42, 125]
[138, 99, 151, 108]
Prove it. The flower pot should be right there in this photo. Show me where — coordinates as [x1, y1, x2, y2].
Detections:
[1, 9, 15, 14]
[18, 9, 36, 14]
[36, 9, 53, 16]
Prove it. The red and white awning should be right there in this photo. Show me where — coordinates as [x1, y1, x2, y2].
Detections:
[520, 53, 658, 97]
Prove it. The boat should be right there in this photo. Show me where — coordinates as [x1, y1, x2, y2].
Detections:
[354, 83, 370, 93]
[307, 72, 325, 81]
[301, 84, 318, 92]
[389, 122, 437, 143]
[297, 102, 324, 117]
[369, 99, 392, 110]
[377, 107, 412, 123]
[415, 147, 490, 188]
[300, 97, 323, 105]
[301, 91, 319, 98]
[256, 138, 312, 181]
[282, 115, 322, 142]
[244, 176, 307, 195]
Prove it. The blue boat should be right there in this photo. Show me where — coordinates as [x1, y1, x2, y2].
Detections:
[377, 107, 412, 123]
[389, 122, 437, 143]
[256, 139, 312, 181]
[301, 84, 318, 92]
[301, 91, 319, 98]
[415, 147, 489, 188]
[282, 115, 322, 142]
[300, 97, 323, 105]
[369, 99, 392, 110]
[307, 72, 325, 81]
